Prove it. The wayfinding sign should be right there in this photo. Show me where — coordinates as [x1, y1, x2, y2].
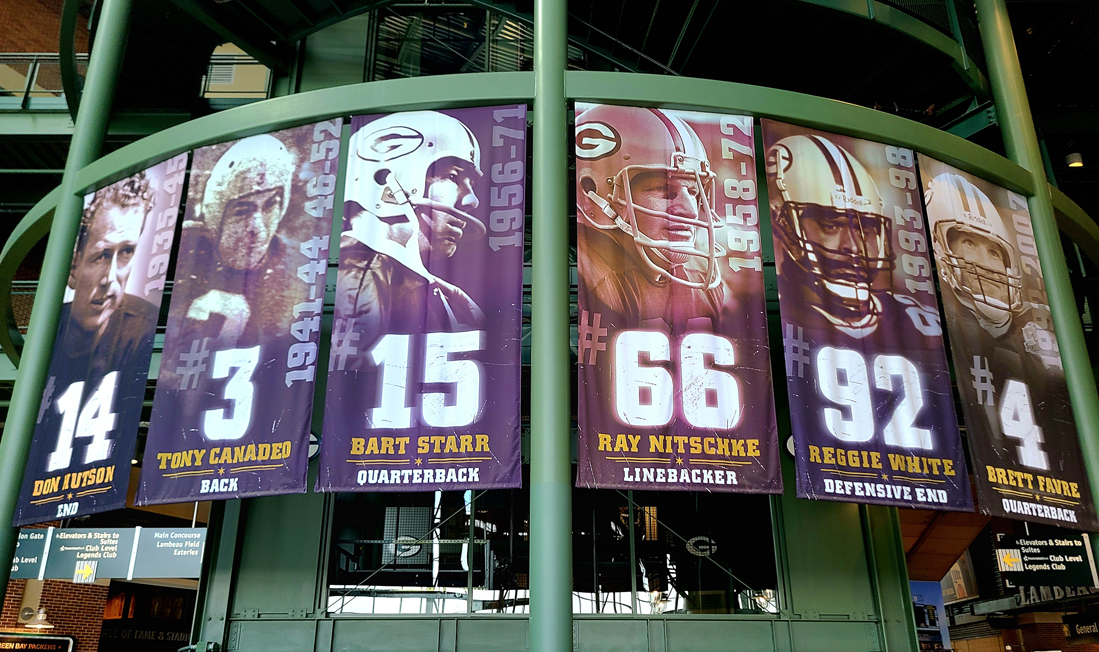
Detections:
[8, 527, 205, 580]
[995, 532, 1099, 588]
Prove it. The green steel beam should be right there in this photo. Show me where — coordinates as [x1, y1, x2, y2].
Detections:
[529, 0, 572, 651]
[976, 0, 1099, 526]
[566, 71, 1032, 194]
[59, 0, 85, 120]
[0, 0, 133, 597]
[0, 111, 190, 137]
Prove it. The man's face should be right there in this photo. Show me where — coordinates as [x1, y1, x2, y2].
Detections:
[629, 170, 701, 265]
[798, 206, 882, 262]
[418, 160, 480, 260]
[947, 228, 1010, 303]
[217, 187, 284, 269]
[69, 205, 142, 333]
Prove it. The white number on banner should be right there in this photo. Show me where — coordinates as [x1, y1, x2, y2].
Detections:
[368, 332, 486, 429]
[422, 331, 484, 428]
[615, 331, 675, 427]
[680, 333, 741, 429]
[614, 331, 740, 429]
[47, 372, 119, 472]
[816, 348, 932, 450]
[203, 347, 260, 441]
[1000, 379, 1050, 470]
[817, 348, 874, 443]
[874, 355, 932, 449]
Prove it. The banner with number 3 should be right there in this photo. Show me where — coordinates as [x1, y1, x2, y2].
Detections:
[137, 121, 342, 505]
[762, 120, 973, 512]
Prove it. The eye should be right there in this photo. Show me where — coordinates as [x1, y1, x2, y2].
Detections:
[263, 194, 280, 211]
[117, 246, 136, 264]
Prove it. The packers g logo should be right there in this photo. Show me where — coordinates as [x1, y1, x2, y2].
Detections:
[575, 122, 621, 160]
[359, 126, 425, 162]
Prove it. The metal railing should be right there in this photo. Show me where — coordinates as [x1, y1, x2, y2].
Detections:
[0, 53, 88, 110]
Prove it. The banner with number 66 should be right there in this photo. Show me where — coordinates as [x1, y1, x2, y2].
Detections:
[136, 120, 342, 505]
[919, 155, 1097, 529]
[316, 106, 526, 493]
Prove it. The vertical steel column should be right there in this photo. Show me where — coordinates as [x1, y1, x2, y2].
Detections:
[0, 0, 133, 596]
[975, 0, 1099, 505]
[529, 0, 572, 648]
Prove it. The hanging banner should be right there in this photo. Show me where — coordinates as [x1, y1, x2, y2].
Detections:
[136, 121, 342, 504]
[575, 104, 781, 493]
[762, 120, 972, 511]
[317, 106, 526, 492]
[14, 157, 186, 526]
[919, 156, 1098, 529]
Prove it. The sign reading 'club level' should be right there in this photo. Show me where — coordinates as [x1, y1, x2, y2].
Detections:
[317, 105, 526, 492]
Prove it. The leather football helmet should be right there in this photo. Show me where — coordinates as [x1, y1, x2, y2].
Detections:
[575, 104, 722, 290]
[925, 172, 1023, 335]
[201, 134, 295, 270]
[344, 111, 486, 279]
[767, 134, 894, 324]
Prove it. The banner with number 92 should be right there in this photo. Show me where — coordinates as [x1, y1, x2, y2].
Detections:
[762, 120, 973, 512]
[137, 121, 342, 505]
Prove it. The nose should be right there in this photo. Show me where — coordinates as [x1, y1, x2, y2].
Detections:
[669, 180, 699, 218]
[459, 179, 479, 210]
[835, 226, 861, 254]
[104, 252, 124, 295]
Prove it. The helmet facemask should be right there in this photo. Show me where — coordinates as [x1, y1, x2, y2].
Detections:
[776, 201, 895, 323]
[596, 152, 722, 290]
[934, 221, 1022, 333]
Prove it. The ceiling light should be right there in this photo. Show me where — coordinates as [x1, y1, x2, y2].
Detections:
[1066, 152, 1084, 168]
[25, 608, 54, 629]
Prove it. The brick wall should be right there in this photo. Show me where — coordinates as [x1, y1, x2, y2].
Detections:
[0, 0, 89, 53]
[1019, 622, 1099, 652]
[0, 579, 109, 651]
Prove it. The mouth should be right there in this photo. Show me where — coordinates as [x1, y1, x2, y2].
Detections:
[665, 226, 693, 244]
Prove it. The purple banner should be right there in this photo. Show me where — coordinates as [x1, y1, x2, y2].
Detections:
[762, 120, 973, 511]
[317, 106, 525, 492]
[919, 155, 1097, 529]
[575, 104, 782, 493]
[136, 121, 342, 504]
[15, 156, 186, 525]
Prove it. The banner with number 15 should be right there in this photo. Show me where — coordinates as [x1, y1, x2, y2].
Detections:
[136, 120, 342, 505]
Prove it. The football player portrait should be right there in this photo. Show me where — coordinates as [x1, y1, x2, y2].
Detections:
[767, 133, 936, 342]
[764, 123, 972, 511]
[576, 104, 729, 332]
[336, 110, 486, 350]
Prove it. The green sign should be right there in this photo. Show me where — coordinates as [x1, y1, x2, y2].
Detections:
[11, 527, 206, 580]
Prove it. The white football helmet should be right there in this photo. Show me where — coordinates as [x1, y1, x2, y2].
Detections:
[344, 111, 486, 279]
[925, 172, 1023, 335]
[767, 134, 894, 328]
[575, 104, 722, 290]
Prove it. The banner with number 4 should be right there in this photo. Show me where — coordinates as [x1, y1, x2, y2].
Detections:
[136, 121, 342, 505]
[919, 155, 1097, 529]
